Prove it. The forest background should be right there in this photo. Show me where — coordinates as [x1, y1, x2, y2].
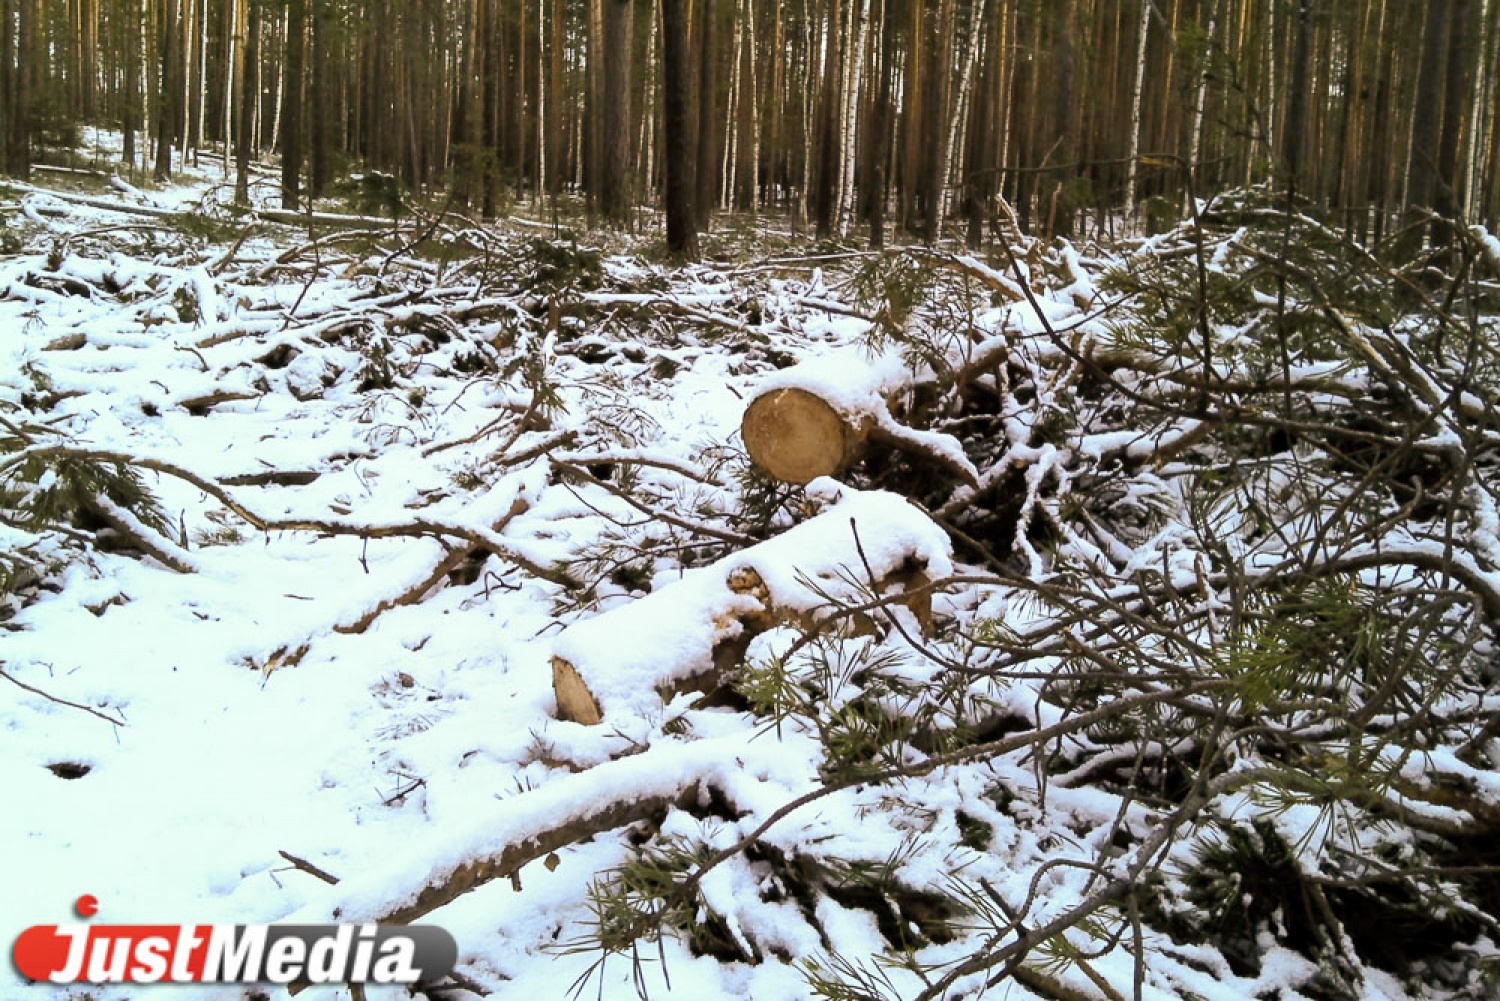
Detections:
[1, 0, 1496, 252]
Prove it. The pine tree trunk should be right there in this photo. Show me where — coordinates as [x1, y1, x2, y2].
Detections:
[1284, 0, 1313, 195]
[661, 0, 698, 257]
[236, 0, 258, 204]
[547, 0, 563, 202]
[154, 0, 178, 180]
[1465, 0, 1492, 223]
[732, 0, 757, 211]
[309, 0, 332, 199]
[1434, 0, 1472, 234]
[867, 0, 896, 248]
[696, 0, 717, 225]
[1187, 0, 1220, 190]
[916, 0, 954, 240]
[280, 0, 306, 208]
[1400, 0, 1451, 253]
[939, 0, 979, 230]
[0, 0, 25, 178]
[600, 0, 634, 223]
[836, 0, 868, 235]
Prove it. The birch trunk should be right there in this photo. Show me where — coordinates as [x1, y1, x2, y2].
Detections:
[939, 0, 981, 228]
[1465, 0, 1491, 221]
[1124, 0, 1150, 224]
[836, 0, 869, 236]
[1186, 0, 1220, 190]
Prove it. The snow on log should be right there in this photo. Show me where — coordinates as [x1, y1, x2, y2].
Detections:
[283, 737, 762, 935]
[741, 348, 978, 486]
[551, 486, 952, 724]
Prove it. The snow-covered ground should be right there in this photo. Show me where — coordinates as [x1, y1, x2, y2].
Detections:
[4, 152, 1496, 1001]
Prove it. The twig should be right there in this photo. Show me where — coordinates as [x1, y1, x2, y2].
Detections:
[552, 460, 758, 546]
[0, 666, 126, 727]
[277, 850, 341, 885]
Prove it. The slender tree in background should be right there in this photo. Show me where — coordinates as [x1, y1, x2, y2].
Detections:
[1401, 0, 1451, 253]
[236, 0, 259, 204]
[0, 0, 30, 178]
[279, 0, 307, 208]
[546, 0, 563, 208]
[1283, 0, 1312, 197]
[154, 0, 179, 180]
[661, 0, 698, 257]
[866, 0, 896, 248]
[600, 0, 634, 223]
[309, 0, 335, 199]
[695, 0, 718, 228]
[1433, 0, 1473, 244]
[812, 0, 842, 238]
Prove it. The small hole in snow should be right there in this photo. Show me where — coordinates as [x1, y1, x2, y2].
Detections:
[47, 762, 91, 780]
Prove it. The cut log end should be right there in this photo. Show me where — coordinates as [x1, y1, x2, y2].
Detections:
[741, 387, 863, 484]
[551, 657, 603, 725]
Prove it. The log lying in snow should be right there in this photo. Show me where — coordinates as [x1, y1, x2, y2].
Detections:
[551, 486, 952, 725]
[280, 736, 770, 995]
[741, 348, 979, 487]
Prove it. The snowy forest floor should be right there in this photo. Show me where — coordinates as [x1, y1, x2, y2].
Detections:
[6, 139, 1500, 1001]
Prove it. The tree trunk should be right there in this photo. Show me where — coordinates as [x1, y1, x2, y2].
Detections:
[695, 0, 718, 226]
[1399, 0, 1451, 256]
[732, 0, 758, 211]
[599, 0, 634, 223]
[867, 0, 896, 248]
[236, 0, 259, 205]
[813, 0, 842, 238]
[1433, 0, 1472, 239]
[280, 0, 307, 209]
[309, 0, 333, 199]
[547, 0, 563, 202]
[154, 0, 178, 180]
[661, 0, 698, 257]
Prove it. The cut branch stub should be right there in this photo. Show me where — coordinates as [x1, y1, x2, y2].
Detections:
[552, 656, 604, 725]
[741, 386, 867, 484]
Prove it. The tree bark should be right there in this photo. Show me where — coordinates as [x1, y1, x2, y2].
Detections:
[661, 0, 699, 257]
[695, 0, 718, 226]
[1433, 0, 1472, 241]
[600, 0, 634, 223]
[1401, 0, 1450, 246]
[280, 0, 307, 209]
[236, 0, 259, 205]
[867, 0, 895, 248]
[813, 0, 843, 238]
[154, 0, 179, 180]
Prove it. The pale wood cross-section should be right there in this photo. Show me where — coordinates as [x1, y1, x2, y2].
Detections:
[740, 386, 869, 483]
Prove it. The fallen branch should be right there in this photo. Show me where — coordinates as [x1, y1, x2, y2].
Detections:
[218, 469, 322, 487]
[1, 446, 574, 588]
[285, 738, 758, 934]
[0, 666, 126, 727]
[85, 493, 198, 574]
[277, 850, 341, 885]
[332, 493, 531, 635]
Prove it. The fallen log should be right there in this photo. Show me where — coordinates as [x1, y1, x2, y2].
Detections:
[551, 487, 951, 724]
[740, 348, 978, 487]
[285, 737, 763, 940]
